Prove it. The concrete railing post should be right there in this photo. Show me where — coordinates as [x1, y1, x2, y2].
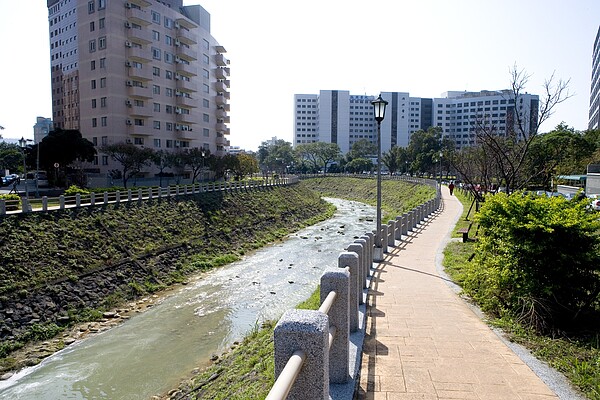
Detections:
[394, 216, 403, 240]
[137, 189, 143, 203]
[76, 193, 81, 208]
[42, 196, 48, 212]
[401, 213, 408, 236]
[115, 191, 120, 204]
[359, 236, 371, 287]
[128, 189, 132, 202]
[381, 225, 389, 254]
[0, 199, 6, 215]
[320, 268, 350, 383]
[340, 250, 360, 322]
[273, 309, 329, 400]
[364, 231, 374, 272]
[59, 195, 65, 210]
[103, 192, 108, 205]
[90, 192, 96, 206]
[387, 220, 396, 247]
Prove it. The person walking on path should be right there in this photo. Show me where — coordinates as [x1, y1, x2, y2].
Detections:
[448, 181, 455, 195]
[356, 188, 573, 399]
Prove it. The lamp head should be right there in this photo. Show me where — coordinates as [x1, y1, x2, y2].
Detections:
[371, 94, 388, 123]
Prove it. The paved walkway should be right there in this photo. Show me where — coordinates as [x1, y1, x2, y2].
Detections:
[356, 188, 559, 400]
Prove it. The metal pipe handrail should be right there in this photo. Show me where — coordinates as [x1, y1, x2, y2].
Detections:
[265, 350, 306, 400]
[318, 291, 337, 314]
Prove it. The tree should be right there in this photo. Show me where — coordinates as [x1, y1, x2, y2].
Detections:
[451, 65, 571, 194]
[382, 146, 408, 175]
[182, 147, 210, 183]
[100, 143, 153, 188]
[151, 150, 174, 187]
[232, 153, 259, 179]
[407, 127, 445, 175]
[29, 128, 96, 174]
[347, 139, 376, 161]
[0, 142, 24, 174]
[208, 153, 238, 180]
[257, 139, 295, 176]
[345, 157, 373, 173]
[295, 142, 341, 173]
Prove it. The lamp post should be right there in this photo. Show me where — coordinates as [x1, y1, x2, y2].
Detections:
[438, 151, 443, 189]
[371, 94, 388, 261]
[18, 137, 32, 199]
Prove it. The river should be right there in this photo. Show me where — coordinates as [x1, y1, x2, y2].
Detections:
[0, 198, 375, 399]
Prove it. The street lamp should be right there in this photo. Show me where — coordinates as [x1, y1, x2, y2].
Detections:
[371, 94, 388, 261]
[438, 151, 443, 188]
[18, 137, 32, 199]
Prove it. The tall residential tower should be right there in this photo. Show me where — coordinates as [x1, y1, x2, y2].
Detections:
[47, 0, 230, 174]
[590, 25, 600, 130]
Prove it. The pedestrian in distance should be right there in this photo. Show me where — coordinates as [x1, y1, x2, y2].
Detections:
[448, 181, 455, 196]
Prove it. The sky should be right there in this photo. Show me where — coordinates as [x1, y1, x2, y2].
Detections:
[0, 0, 599, 152]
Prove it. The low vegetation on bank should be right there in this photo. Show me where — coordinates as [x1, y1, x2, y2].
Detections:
[0, 185, 335, 369]
[444, 191, 600, 399]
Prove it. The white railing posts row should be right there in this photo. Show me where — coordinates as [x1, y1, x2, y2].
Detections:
[268, 185, 442, 400]
[0, 177, 296, 216]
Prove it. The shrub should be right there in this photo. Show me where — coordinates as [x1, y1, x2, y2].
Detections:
[64, 185, 90, 196]
[465, 193, 600, 333]
[0, 194, 21, 211]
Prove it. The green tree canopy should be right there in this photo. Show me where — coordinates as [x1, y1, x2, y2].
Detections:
[347, 139, 376, 161]
[101, 142, 153, 188]
[295, 142, 341, 173]
[29, 128, 96, 173]
[0, 142, 24, 174]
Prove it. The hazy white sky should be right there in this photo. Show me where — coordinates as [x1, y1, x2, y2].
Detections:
[1, 0, 599, 151]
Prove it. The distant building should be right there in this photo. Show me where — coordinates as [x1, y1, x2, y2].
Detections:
[294, 89, 539, 153]
[33, 117, 53, 144]
[46, 0, 230, 175]
[590, 25, 600, 130]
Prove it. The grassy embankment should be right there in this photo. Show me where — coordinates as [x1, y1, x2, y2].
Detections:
[443, 191, 600, 400]
[165, 177, 436, 399]
[0, 185, 335, 370]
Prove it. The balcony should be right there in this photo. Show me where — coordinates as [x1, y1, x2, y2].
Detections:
[176, 79, 198, 93]
[176, 95, 198, 108]
[127, 28, 152, 45]
[215, 53, 229, 66]
[214, 67, 230, 80]
[126, 124, 152, 136]
[176, 17, 198, 30]
[176, 62, 197, 77]
[129, 0, 152, 6]
[215, 94, 227, 106]
[128, 66, 152, 81]
[215, 108, 228, 119]
[176, 112, 196, 125]
[176, 46, 197, 61]
[215, 122, 228, 132]
[127, 46, 152, 63]
[126, 8, 151, 26]
[127, 84, 152, 99]
[214, 80, 230, 92]
[176, 28, 197, 45]
[216, 134, 230, 146]
[215, 45, 227, 54]
[127, 103, 152, 117]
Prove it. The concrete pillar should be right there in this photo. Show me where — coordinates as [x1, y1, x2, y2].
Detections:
[273, 309, 329, 400]
[42, 196, 48, 212]
[103, 192, 108, 205]
[401, 213, 408, 235]
[76, 193, 81, 208]
[364, 232, 374, 274]
[0, 199, 5, 215]
[359, 236, 371, 286]
[343, 246, 362, 312]
[128, 189, 132, 202]
[394, 216, 403, 240]
[137, 189, 143, 204]
[407, 210, 413, 232]
[21, 198, 30, 213]
[59, 195, 65, 210]
[387, 220, 396, 247]
[381, 225, 389, 254]
[90, 192, 96, 206]
[320, 268, 350, 383]
[115, 191, 120, 204]
[353, 239, 368, 290]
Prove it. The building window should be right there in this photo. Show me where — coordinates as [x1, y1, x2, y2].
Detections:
[99, 17, 105, 29]
[153, 103, 160, 112]
[100, 77, 106, 88]
[203, 114, 209, 122]
[166, 88, 173, 97]
[165, 70, 173, 79]
[203, 54, 209, 64]
[202, 69, 209, 79]
[203, 39, 209, 50]
[91, 60, 96, 70]
[152, 30, 160, 41]
[91, 80, 97, 89]
[152, 47, 161, 60]
[92, 118, 97, 127]
[203, 84, 209, 93]
[164, 53, 173, 63]
[88, 1, 95, 13]
[98, 0, 106, 10]
[153, 66, 160, 76]
[153, 85, 160, 95]
[203, 128, 209, 137]
[100, 57, 106, 68]
[101, 97, 107, 107]
[101, 116, 107, 127]
[203, 99, 209, 108]
[165, 35, 173, 46]
[154, 139, 161, 147]
[166, 140, 173, 148]
[91, 99, 97, 108]
[153, 121, 160, 129]
[90, 21, 95, 32]
[164, 17, 173, 29]
[92, 137, 98, 146]
[98, 36, 106, 50]
[102, 155, 108, 165]
[151, 11, 160, 24]
[89, 40, 96, 52]
[101, 136, 108, 145]
[134, 137, 144, 145]
[166, 105, 173, 114]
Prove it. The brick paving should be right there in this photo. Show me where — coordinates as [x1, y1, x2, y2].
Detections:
[356, 188, 559, 400]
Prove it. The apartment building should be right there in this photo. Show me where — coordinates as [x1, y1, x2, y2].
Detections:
[590, 25, 600, 130]
[294, 89, 538, 152]
[33, 117, 54, 144]
[47, 0, 230, 174]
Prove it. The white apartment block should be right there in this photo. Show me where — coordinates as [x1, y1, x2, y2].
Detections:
[590, 25, 600, 130]
[47, 0, 230, 175]
[294, 90, 539, 153]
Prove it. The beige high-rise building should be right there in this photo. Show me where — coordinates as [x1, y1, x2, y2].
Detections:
[47, 0, 230, 175]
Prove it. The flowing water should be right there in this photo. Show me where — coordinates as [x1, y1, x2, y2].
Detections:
[0, 198, 375, 399]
